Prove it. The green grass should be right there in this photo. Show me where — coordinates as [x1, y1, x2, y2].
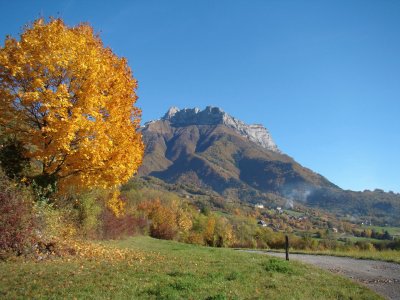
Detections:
[263, 258, 297, 274]
[283, 209, 304, 218]
[362, 225, 400, 236]
[0, 236, 383, 299]
[340, 235, 384, 243]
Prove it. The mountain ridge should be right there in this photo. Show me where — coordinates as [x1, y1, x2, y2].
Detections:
[153, 106, 280, 153]
[140, 106, 335, 197]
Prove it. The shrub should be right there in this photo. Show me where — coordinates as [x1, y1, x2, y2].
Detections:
[267, 233, 287, 249]
[187, 232, 205, 245]
[355, 241, 376, 251]
[138, 199, 179, 240]
[263, 258, 295, 274]
[34, 200, 77, 242]
[0, 170, 36, 256]
[100, 208, 139, 240]
[73, 191, 102, 238]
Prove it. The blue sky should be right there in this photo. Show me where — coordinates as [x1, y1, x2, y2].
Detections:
[1, 0, 399, 192]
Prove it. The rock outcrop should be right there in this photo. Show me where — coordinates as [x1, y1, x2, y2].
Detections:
[159, 106, 280, 153]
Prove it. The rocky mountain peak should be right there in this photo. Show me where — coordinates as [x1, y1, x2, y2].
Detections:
[160, 106, 280, 153]
[163, 106, 180, 119]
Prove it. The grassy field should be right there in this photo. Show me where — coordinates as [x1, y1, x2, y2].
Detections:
[340, 235, 384, 243]
[0, 236, 382, 299]
[283, 209, 304, 218]
[363, 225, 400, 236]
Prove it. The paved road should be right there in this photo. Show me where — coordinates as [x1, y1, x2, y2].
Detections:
[246, 251, 400, 300]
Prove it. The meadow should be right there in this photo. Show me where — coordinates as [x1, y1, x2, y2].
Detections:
[0, 236, 382, 299]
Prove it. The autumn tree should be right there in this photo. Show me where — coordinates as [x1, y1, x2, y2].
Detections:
[138, 199, 179, 240]
[0, 18, 144, 190]
[204, 216, 216, 246]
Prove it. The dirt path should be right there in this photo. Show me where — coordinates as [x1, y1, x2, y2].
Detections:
[247, 251, 400, 299]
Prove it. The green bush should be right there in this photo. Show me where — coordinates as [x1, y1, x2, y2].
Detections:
[69, 190, 102, 238]
[263, 258, 295, 274]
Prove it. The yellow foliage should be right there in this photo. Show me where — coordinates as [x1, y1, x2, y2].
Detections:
[106, 190, 125, 218]
[43, 238, 149, 263]
[177, 209, 193, 232]
[216, 217, 236, 246]
[204, 217, 216, 245]
[34, 201, 77, 240]
[187, 232, 205, 245]
[0, 18, 144, 190]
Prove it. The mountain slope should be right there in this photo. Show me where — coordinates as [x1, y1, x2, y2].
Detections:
[139, 106, 400, 225]
[140, 106, 334, 196]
